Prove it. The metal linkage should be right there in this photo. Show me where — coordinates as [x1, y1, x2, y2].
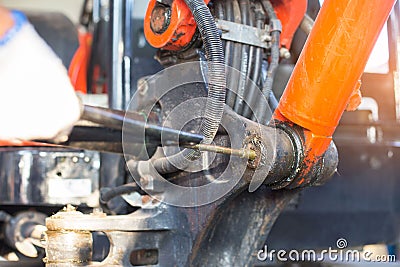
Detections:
[44, 205, 191, 267]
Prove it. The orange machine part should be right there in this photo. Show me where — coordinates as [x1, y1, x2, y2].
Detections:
[0, 140, 58, 147]
[69, 30, 92, 94]
[274, 0, 395, 186]
[144, 0, 210, 51]
[276, 0, 395, 138]
[271, 0, 307, 49]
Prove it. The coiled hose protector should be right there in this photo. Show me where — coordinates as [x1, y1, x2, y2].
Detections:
[152, 0, 226, 173]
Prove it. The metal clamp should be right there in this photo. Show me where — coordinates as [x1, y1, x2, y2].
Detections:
[215, 19, 271, 49]
[269, 18, 282, 33]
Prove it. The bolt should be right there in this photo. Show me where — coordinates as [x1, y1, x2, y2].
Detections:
[261, 34, 272, 42]
[244, 134, 263, 169]
[150, 4, 171, 34]
[190, 144, 257, 161]
[280, 47, 291, 59]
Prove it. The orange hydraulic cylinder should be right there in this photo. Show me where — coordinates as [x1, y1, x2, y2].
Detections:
[276, 0, 396, 138]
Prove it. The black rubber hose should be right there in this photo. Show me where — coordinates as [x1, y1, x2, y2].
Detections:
[100, 183, 139, 204]
[233, 0, 251, 114]
[215, 0, 234, 93]
[242, 7, 265, 118]
[245, 5, 257, 94]
[238, 0, 257, 117]
[214, 0, 230, 67]
[253, 0, 281, 123]
[224, 0, 234, 67]
[152, 149, 195, 173]
[223, 0, 236, 104]
[246, 5, 256, 78]
[214, 0, 224, 20]
[152, 0, 226, 173]
[226, 0, 242, 108]
[268, 90, 279, 111]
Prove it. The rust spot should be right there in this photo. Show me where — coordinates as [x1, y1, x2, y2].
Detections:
[244, 133, 263, 169]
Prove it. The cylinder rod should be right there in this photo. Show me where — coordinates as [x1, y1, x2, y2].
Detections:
[276, 0, 396, 137]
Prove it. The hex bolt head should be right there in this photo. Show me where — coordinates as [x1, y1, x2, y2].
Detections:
[280, 47, 291, 59]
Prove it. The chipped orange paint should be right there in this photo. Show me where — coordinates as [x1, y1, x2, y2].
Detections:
[346, 80, 362, 111]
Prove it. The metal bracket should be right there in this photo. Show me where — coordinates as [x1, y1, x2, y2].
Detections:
[215, 19, 271, 49]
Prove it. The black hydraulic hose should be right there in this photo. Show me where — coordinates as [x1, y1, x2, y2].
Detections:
[152, 0, 226, 173]
[254, 0, 281, 123]
[246, 6, 256, 78]
[262, 0, 280, 100]
[215, 0, 234, 97]
[224, 0, 234, 67]
[214, 0, 224, 20]
[241, 48, 262, 119]
[226, 0, 242, 108]
[214, 0, 227, 56]
[261, 0, 277, 28]
[242, 8, 265, 118]
[268, 90, 279, 111]
[223, 0, 236, 105]
[242, 8, 257, 117]
[100, 183, 139, 204]
[233, 0, 251, 114]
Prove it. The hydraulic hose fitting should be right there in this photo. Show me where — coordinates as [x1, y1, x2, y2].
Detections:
[144, 0, 210, 51]
[150, 3, 171, 34]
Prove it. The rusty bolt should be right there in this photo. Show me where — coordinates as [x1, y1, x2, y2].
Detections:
[244, 134, 263, 169]
[150, 4, 171, 34]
